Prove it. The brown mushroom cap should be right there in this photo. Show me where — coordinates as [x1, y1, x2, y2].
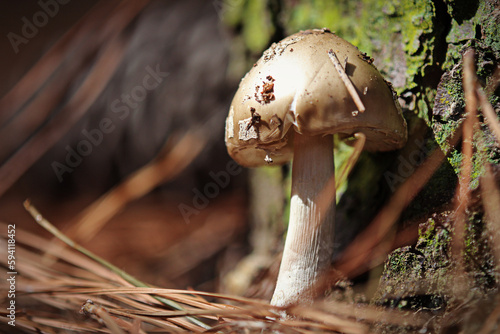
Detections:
[225, 29, 407, 167]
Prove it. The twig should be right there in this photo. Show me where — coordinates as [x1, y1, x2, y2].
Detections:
[327, 49, 366, 113]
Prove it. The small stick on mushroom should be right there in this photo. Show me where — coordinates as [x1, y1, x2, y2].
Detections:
[328, 49, 366, 113]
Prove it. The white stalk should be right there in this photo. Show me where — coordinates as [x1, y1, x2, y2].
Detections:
[271, 133, 336, 307]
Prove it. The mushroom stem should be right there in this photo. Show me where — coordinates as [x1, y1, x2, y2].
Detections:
[271, 133, 335, 307]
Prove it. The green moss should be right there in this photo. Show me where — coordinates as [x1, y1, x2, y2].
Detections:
[417, 218, 451, 269]
[373, 215, 452, 314]
[448, 149, 463, 172]
[437, 71, 465, 115]
[388, 248, 423, 276]
[363, 0, 437, 92]
[432, 34, 499, 187]
[473, 0, 500, 54]
[440, 141, 483, 190]
[444, 1, 500, 71]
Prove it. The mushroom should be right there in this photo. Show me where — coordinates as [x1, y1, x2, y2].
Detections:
[225, 29, 407, 307]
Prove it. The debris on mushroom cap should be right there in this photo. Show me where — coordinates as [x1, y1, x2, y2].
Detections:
[263, 36, 305, 62]
[255, 75, 276, 104]
[359, 52, 374, 64]
[225, 29, 407, 168]
[225, 106, 235, 139]
[238, 117, 258, 141]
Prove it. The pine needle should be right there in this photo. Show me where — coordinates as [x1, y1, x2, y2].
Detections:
[23, 200, 211, 330]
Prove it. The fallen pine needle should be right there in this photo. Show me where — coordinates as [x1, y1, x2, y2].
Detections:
[23, 199, 211, 330]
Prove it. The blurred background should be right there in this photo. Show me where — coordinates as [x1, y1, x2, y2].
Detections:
[0, 0, 250, 292]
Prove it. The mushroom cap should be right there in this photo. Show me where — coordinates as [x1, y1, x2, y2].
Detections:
[225, 29, 407, 167]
